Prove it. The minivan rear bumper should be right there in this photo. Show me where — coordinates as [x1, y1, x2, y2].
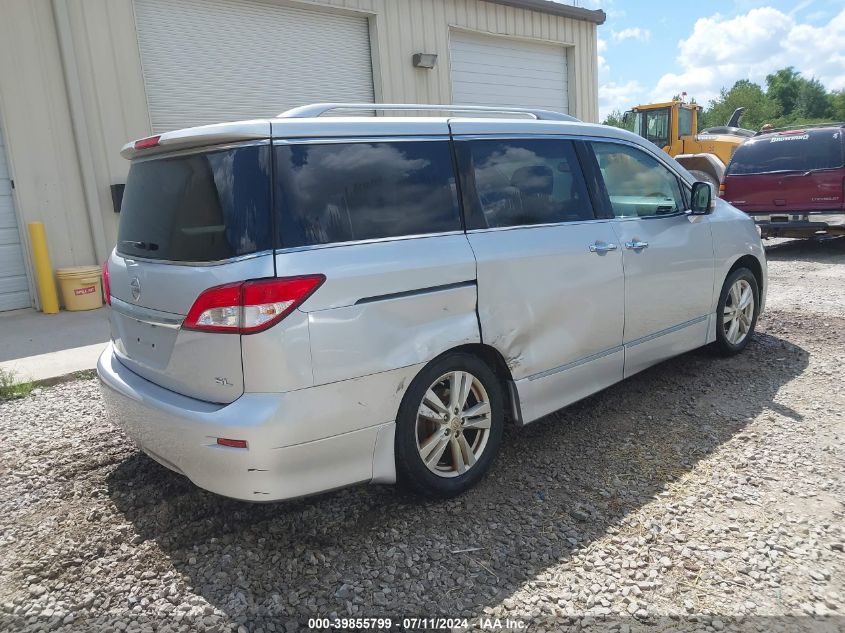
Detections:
[97, 344, 396, 501]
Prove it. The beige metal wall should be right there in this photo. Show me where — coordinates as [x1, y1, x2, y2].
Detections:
[0, 0, 599, 292]
[0, 0, 98, 309]
[296, 0, 599, 119]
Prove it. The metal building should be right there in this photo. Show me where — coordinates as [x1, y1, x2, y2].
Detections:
[0, 0, 604, 311]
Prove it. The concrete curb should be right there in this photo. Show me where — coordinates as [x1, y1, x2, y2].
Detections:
[32, 369, 99, 388]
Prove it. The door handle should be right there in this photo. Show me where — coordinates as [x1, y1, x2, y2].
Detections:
[589, 242, 618, 253]
[625, 240, 649, 250]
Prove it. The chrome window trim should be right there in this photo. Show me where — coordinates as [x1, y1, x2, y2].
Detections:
[131, 139, 271, 163]
[465, 217, 613, 235]
[272, 135, 451, 145]
[115, 249, 274, 267]
[110, 296, 184, 328]
[273, 231, 466, 255]
[610, 211, 689, 222]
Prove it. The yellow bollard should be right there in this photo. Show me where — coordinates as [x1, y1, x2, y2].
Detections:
[27, 222, 60, 314]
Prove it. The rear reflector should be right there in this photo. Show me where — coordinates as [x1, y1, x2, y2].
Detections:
[134, 135, 161, 150]
[183, 275, 325, 334]
[217, 438, 248, 449]
[102, 259, 111, 305]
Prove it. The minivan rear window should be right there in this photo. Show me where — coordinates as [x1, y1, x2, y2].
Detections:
[118, 145, 271, 262]
[726, 130, 844, 175]
[274, 141, 461, 248]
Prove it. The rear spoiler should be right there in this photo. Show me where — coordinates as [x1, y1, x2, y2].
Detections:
[121, 120, 271, 160]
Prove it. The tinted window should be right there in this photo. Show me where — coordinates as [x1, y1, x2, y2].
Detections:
[118, 145, 271, 262]
[274, 141, 461, 248]
[592, 142, 685, 217]
[726, 130, 844, 175]
[458, 139, 593, 229]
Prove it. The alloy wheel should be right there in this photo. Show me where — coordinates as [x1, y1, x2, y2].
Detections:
[723, 278, 755, 345]
[415, 371, 492, 478]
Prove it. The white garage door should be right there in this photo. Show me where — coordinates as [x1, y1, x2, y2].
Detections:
[134, 0, 375, 133]
[450, 30, 569, 114]
[0, 120, 30, 312]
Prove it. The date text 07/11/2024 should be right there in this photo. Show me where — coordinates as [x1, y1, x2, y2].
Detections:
[307, 617, 528, 630]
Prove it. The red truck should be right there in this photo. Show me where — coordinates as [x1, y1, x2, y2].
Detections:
[721, 124, 845, 239]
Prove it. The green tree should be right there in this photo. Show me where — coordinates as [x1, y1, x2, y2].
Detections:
[602, 108, 626, 128]
[699, 79, 778, 130]
[830, 91, 845, 121]
[795, 77, 831, 119]
[766, 67, 802, 116]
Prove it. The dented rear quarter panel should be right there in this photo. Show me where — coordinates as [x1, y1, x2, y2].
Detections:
[269, 234, 481, 388]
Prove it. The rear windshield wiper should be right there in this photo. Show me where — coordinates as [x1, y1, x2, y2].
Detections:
[119, 240, 159, 251]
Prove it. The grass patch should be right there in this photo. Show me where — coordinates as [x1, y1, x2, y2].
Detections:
[0, 368, 34, 401]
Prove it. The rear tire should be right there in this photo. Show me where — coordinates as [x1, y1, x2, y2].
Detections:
[395, 353, 504, 498]
[713, 267, 760, 356]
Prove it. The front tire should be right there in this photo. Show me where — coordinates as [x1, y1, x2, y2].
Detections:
[395, 353, 504, 498]
[713, 267, 759, 356]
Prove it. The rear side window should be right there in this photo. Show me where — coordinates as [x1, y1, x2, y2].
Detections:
[727, 130, 844, 175]
[118, 145, 271, 262]
[274, 141, 461, 248]
[457, 138, 593, 229]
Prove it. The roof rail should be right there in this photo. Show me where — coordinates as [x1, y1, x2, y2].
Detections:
[754, 121, 845, 136]
[278, 103, 579, 122]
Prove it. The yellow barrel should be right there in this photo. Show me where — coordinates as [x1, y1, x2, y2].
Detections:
[56, 266, 104, 311]
[27, 222, 60, 314]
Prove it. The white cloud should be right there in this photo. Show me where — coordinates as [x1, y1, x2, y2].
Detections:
[651, 6, 845, 104]
[597, 37, 609, 80]
[611, 27, 651, 42]
[599, 80, 645, 121]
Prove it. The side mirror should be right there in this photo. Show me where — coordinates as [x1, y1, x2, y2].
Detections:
[690, 181, 714, 214]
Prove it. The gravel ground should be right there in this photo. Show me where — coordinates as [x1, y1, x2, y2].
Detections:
[1, 237, 843, 632]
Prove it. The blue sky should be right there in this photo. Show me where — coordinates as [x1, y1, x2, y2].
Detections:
[570, 0, 845, 119]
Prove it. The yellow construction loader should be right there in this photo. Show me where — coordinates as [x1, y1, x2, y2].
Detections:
[623, 100, 754, 187]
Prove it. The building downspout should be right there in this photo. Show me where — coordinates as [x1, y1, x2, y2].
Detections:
[50, 0, 109, 263]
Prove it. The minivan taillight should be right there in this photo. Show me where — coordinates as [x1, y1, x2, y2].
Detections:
[134, 135, 161, 150]
[102, 259, 111, 305]
[182, 276, 325, 334]
[719, 182, 726, 198]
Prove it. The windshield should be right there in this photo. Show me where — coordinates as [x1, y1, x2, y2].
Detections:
[118, 144, 272, 262]
[727, 130, 844, 175]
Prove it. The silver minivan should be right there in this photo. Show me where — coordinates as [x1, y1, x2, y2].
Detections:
[98, 103, 767, 501]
